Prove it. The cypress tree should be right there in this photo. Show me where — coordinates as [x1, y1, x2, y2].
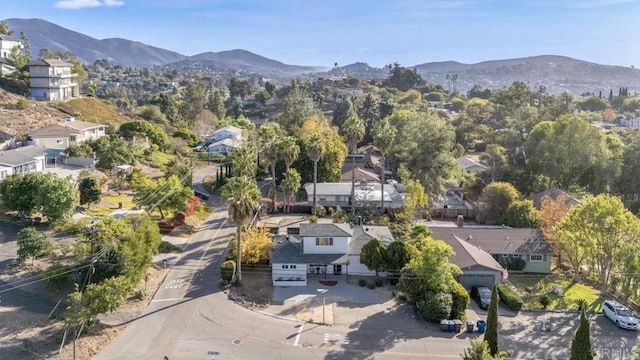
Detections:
[570, 309, 593, 360]
[484, 284, 500, 356]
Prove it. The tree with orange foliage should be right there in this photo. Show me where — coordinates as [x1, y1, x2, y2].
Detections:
[537, 193, 570, 269]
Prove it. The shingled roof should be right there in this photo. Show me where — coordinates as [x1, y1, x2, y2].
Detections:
[299, 223, 352, 238]
[440, 235, 503, 271]
[429, 227, 553, 255]
[270, 236, 349, 264]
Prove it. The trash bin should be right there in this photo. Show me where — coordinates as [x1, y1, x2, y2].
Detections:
[453, 319, 462, 333]
[466, 320, 475, 333]
[477, 320, 486, 334]
[440, 319, 449, 332]
[447, 320, 455, 332]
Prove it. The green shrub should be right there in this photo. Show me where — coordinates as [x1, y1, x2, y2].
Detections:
[41, 264, 74, 291]
[158, 241, 183, 254]
[505, 258, 527, 271]
[497, 283, 523, 311]
[450, 281, 469, 322]
[16, 98, 31, 110]
[134, 289, 147, 300]
[367, 282, 375, 289]
[398, 291, 407, 302]
[374, 279, 383, 287]
[416, 291, 453, 322]
[210, 153, 227, 163]
[221, 260, 236, 283]
[539, 294, 550, 309]
[358, 279, 367, 287]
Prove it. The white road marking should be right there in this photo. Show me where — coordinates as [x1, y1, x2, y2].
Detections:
[151, 297, 191, 303]
[323, 333, 349, 345]
[293, 324, 304, 347]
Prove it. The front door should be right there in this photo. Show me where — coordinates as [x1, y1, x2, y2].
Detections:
[334, 264, 342, 275]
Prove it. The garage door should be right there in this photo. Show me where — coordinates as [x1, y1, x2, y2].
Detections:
[458, 273, 497, 290]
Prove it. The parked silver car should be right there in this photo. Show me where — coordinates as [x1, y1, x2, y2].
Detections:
[602, 300, 639, 330]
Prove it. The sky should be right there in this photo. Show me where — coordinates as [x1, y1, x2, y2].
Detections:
[3, 0, 640, 68]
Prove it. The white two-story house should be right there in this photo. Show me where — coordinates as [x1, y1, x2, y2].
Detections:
[29, 59, 79, 101]
[270, 223, 394, 286]
[206, 125, 244, 156]
[0, 35, 23, 76]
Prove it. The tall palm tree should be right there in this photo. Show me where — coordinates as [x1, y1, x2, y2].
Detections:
[221, 176, 261, 284]
[259, 133, 280, 212]
[306, 134, 326, 215]
[281, 168, 301, 214]
[372, 118, 397, 212]
[342, 114, 365, 213]
[279, 136, 300, 171]
[230, 144, 257, 178]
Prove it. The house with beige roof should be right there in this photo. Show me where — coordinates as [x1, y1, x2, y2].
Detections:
[29, 59, 79, 101]
[28, 117, 107, 150]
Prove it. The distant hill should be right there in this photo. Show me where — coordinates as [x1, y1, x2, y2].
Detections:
[175, 49, 321, 76]
[4, 18, 186, 67]
[327, 56, 640, 95]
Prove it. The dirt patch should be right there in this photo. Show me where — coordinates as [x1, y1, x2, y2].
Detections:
[0, 262, 168, 360]
[227, 270, 273, 308]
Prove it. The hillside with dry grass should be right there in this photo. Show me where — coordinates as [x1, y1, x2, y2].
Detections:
[0, 88, 132, 138]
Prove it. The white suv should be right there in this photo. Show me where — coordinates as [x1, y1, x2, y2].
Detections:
[602, 300, 639, 330]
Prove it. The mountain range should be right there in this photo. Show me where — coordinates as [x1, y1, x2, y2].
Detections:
[5, 18, 640, 94]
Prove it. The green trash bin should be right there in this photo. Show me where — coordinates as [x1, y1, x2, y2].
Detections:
[440, 319, 449, 332]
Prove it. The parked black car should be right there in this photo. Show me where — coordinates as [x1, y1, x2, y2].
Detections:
[470, 286, 492, 310]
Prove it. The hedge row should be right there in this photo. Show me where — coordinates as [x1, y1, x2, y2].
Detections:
[497, 283, 523, 311]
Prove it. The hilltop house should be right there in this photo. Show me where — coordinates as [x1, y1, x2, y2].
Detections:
[430, 226, 554, 274]
[270, 223, 394, 286]
[196, 125, 244, 156]
[456, 156, 489, 173]
[29, 59, 79, 101]
[0, 145, 46, 180]
[0, 35, 23, 76]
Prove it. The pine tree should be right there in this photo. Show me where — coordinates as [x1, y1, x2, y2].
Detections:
[484, 284, 500, 356]
[570, 309, 593, 360]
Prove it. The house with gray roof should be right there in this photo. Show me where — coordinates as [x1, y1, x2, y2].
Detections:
[456, 156, 489, 173]
[529, 188, 581, 210]
[430, 227, 553, 274]
[270, 223, 394, 286]
[438, 234, 504, 289]
[0, 145, 46, 180]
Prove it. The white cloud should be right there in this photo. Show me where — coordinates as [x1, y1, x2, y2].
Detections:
[55, 0, 124, 9]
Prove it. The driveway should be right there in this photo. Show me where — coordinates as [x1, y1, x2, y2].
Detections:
[272, 276, 388, 305]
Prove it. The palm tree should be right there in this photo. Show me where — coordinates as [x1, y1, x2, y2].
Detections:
[372, 118, 397, 212]
[230, 144, 257, 178]
[306, 134, 326, 215]
[281, 168, 301, 214]
[259, 133, 280, 212]
[221, 176, 261, 284]
[279, 136, 300, 171]
[342, 114, 365, 213]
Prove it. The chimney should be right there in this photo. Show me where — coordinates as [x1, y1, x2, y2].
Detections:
[456, 215, 464, 227]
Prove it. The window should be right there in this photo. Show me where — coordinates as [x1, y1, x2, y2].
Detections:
[282, 264, 297, 269]
[282, 265, 289, 269]
[501, 254, 509, 258]
[70, 135, 76, 142]
[290, 265, 297, 269]
[316, 237, 333, 246]
[511, 254, 520, 258]
[56, 139, 63, 144]
[0, 170, 7, 180]
[530, 254, 544, 262]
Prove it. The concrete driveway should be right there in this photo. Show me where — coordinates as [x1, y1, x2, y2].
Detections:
[272, 276, 387, 305]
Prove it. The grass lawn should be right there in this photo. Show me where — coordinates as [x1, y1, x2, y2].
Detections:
[147, 151, 174, 167]
[509, 274, 602, 312]
[87, 195, 137, 216]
